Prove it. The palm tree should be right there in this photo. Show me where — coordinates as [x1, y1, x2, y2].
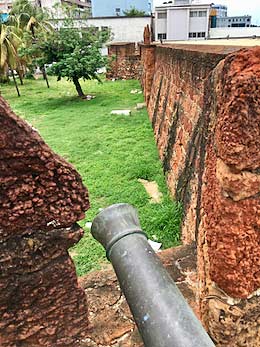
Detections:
[10, 0, 53, 87]
[0, 23, 23, 96]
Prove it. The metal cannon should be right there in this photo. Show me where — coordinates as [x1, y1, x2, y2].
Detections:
[91, 203, 214, 347]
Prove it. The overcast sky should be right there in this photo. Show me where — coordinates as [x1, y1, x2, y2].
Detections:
[153, 0, 260, 25]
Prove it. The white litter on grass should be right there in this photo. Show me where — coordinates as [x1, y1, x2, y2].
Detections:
[111, 110, 131, 116]
[130, 89, 142, 94]
[148, 239, 162, 252]
[85, 222, 92, 229]
[85, 95, 96, 101]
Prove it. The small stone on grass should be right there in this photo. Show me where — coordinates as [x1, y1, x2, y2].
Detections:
[136, 103, 146, 110]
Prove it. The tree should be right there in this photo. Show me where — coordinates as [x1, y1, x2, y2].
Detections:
[10, 0, 53, 87]
[123, 6, 147, 17]
[0, 23, 23, 96]
[43, 24, 109, 97]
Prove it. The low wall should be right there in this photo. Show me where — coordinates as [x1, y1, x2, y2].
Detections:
[210, 27, 260, 39]
[141, 43, 260, 346]
[107, 42, 142, 80]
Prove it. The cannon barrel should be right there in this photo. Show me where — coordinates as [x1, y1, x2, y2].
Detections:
[91, 203, 214, 347]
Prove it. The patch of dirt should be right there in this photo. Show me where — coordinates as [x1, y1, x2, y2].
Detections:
[138, 179, 163, 203]
[79, 244, 198, 347]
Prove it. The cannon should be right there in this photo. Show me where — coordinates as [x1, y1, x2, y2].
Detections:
[91, 203, 214, 347]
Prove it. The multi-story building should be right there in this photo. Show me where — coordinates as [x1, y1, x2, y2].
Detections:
[210, 4, 251, 29]
[211, 3, 227, 18]
[155, 0, 211, 41]
[91, 0, 152, 17]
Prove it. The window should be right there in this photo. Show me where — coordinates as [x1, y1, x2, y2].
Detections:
[247, 18, 250, 21]
[191, 10, 206, 17]
[101, 26, 109, 32]
[115, 8, 120, 16]
[189, 32, 206, 39]
[190, 11, 198, 17]
[198, 11, 207, 17]
[158, 12, 167, 19]
[158, 33, 167, 40]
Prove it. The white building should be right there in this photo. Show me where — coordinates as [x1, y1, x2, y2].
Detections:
[155, 0, 211, 41]
[86, 16, 152, 43]
[0, 0, 91, 15]
[53, 15, 152, 45]
[216, 15, 252, 28]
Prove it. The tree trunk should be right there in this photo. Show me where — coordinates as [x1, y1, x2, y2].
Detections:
[11, 70, 20, 97]
[41, 66, 50, 88]
[72, 77, 85, 97]
[18, 72, 24, 85]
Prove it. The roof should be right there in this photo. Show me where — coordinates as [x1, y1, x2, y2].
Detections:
[88, 15, 153, 19]
[155, 3, 212, 10]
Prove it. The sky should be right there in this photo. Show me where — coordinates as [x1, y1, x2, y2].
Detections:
[153, 0, 260, 25]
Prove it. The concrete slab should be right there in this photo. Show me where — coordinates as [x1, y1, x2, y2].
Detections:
[111, 110, 131, 116]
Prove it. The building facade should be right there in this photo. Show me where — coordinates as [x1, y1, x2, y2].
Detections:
[0, 0, 12, 13]
[91, 0, 151, 17]
[211, 4, 227, 18]
[155, 0, 211, 41]
[216, 15, 252, 28]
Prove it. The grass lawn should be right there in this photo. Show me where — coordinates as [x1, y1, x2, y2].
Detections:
[1, 76, 182, 276]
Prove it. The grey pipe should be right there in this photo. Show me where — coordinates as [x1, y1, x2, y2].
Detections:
[91, 203, 214, 347]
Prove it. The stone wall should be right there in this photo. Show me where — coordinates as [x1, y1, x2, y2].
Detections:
[144, 45, 226, 244]
[0, 97, 89, 346]
[141, 44, 260, 346]
[107, 43, 142, 80]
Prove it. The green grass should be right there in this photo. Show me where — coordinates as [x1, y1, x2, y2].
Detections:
[1, 76, 182, 275]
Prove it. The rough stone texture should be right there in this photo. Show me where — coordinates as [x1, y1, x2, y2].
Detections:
[107, 43, 142, 80]
[144, 46, 226, 244]
[0, 97, 89, 240]
[0, 96, 89, 346]
[200, 48, 260, 299]
[140, 44, 260, 345]
[79, 245, 198, 347]
[197, 50, 260, 346]
[143, 25, 151, 45]
[140, 44, 156, 104]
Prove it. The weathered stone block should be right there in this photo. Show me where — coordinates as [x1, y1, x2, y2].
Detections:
[0, 97, 89, 346]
